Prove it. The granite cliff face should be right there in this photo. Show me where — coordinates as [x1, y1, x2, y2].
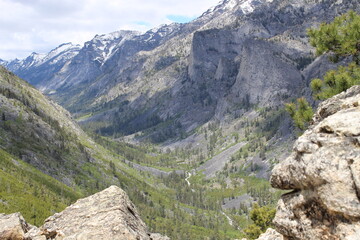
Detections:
[270, 85, 360, 239]
[3, 0, 359, 143]
[0, 186, 168, 240]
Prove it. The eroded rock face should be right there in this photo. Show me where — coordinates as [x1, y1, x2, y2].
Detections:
[0, 186, 168, 240]
[270, 86, 360, 240]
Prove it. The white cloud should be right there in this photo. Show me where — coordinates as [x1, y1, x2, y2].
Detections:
[0, 0, 221, 60]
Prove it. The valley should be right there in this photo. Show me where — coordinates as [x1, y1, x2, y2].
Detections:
[0, 0, 360, 239]
[0, 65, 283, 239]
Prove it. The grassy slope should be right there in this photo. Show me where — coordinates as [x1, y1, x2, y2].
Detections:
[0, 149, 81, 226]
[0, 66, 284, 239]
[0, 67, 245, 239]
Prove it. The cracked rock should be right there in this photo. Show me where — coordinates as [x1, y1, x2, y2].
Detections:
[271, 86, 360, 239]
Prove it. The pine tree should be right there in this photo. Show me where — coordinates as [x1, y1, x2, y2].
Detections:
[308, 11, 360, 99]
[286, 11, 360, 128]
[243, 203, 276, 239]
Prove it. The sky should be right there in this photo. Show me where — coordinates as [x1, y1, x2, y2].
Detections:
[0, 0, 221, 60]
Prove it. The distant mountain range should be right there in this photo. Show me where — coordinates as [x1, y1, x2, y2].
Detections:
[1, 0, 359, 145]
[1, 1, 360, 239]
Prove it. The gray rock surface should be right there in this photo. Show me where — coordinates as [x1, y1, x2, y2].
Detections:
[197, 141, 247, 178]
[270, 86, 360, 240]
[221, 194, 253, 210]
[41, 185, 165, 240]
[0, 212, 30, 240]
[255, 228, 283, 240]
[0, 186, 168, 240]
[3, 0, 359, 144]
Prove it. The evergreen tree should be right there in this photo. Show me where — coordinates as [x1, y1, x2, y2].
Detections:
[308, 10, 360, 99]
[243, 203, 276, 239]
[286, 11, 360, 128]
[308, 10, 360, 64]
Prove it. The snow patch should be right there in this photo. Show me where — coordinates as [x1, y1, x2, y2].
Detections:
[240, 0, 255, 14]
[225, 0, 238, 10]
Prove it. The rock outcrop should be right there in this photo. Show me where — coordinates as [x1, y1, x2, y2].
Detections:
[0, 213, 30, 240]
[270, 85, 360, 239]
[255, 228, 284, 240]
[0, 186, 168, 240]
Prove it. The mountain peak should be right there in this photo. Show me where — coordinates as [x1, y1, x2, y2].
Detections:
[201, 0, 273, 17]
[93, 30, 141, 42]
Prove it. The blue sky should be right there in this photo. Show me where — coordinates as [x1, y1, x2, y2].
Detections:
[0, 0, 220, 60]
[167, 15, 195, 23]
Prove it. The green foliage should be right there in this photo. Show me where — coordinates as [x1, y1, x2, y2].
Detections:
[243, 203, 276, 240]
[308, 10, 360, 64]
[308, 11, 360, 100]
[0, 66, 283, 240]
[244, 224, 262, 240]
[287, 11, 360, 129]
[311, 62, 360, 99]
[285, 98, 314, 130]
[0, 149, 81, 226]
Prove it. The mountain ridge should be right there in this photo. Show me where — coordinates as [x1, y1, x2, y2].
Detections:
[0, 66, 260, 239]
[2, 0, 359, 175]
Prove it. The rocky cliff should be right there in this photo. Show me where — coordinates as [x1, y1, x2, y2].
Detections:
[270, 85, 360, 239]
[3, 0, 359, 144]
[0, 186, 168, 240]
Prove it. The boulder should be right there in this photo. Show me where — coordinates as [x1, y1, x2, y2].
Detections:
[0, 212, 30, 240]
[0, 186, 167, 240]
[271, 86, 360, 239]
[41, 185, 160, 240]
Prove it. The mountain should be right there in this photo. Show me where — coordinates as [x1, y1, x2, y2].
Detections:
[3, 0, 359, 238]
[4, 0, 358, 147]
[3, 43, 81, 88]
[2, 66, 272, 239]
[2, 0, 358, 190]
[0, 65, 158, 224]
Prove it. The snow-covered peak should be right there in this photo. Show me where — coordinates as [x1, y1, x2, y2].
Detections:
[4, 42, 81, 72]
[225, 0, 238, 10]
[201, 0, 274, 17]
[143, 23, 181, 42]
[93, 30, 141, 43]
[0, 59, 8, 66]
[50, 42, 80, 55]
[239, 0, 274, 14]
[21, 52, 46, 68]
[84, 30, 140, 64]
[30, 52, 46, 61]
[42, 43, 81, 64]
[148, 23, 180, 34]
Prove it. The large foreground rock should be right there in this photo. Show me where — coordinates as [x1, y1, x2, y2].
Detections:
[0, 213, 30, 240]
[0, 186, 168, 240]
[270, 86, 360, 240]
